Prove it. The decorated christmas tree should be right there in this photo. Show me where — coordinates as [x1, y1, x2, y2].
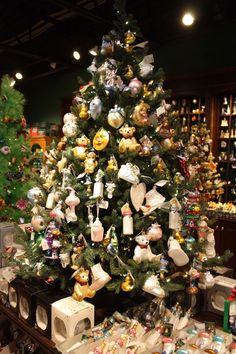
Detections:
[12, 1, 231, 307]
[187, 123, 225, 201]
[0, 75, 33, 223]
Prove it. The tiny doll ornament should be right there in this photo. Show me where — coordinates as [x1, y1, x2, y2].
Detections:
[101, 35, 114, 56]
[31, 215, 46, 232]
[132, 101, 150, 126]
[107, 105, 125, 129]
[65, 187, 80, 223]
[50, 201, 65, 223]
[169, 198, 182, 230]
[93, 169, 104, 198]
[105, 181, 116, 199]
[56, 155, 67, 173]
[93, 127, 109, 151]
[106, 155, 118, 173]
[139, 135, 153, 156]
[84, 152, 97, 174]
[121, 202, 133, 235]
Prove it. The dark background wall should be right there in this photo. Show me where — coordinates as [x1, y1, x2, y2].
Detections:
[19, 20, 236, 126]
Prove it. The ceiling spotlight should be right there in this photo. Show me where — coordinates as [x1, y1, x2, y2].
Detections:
[73, 51, 80, 60]
[15, 72, 23, 80]
[50, 62, 57, 69]
[89, 46, 98, 56]
[182, 12, 195, 26]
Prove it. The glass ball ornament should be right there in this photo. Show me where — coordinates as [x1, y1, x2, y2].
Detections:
[146, 223, 162, 241]
[62, 122, 77, 138]
[27, 187, 44, 205]
[63, 112, 77, 124]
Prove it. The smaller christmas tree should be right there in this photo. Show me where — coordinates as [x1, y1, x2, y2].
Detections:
[187, 123, 226, 202]
[0, 75, 33, 223]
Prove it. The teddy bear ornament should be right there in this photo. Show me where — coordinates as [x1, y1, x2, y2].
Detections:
[72, 267, 96, 301]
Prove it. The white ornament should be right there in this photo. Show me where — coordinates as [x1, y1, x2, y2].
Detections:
[121, 203, 133, 235]
[105, 182, 116, 199]
[59, 252, 71, 268]
[90, 263, 111, 291]
[93, 169, 104, 199]
[139, 54, 154, 77]
[65, 188, 80, 223]
[63, 113, 77, 124]
[27, 187, 43, 205]
[169, 199, 182, 230]
[167, 236, 189, 267]
[118, 163, 140, 184]
[205, 227, 216, 258]
[130, 182, 146, 211]
[89, 96, 102, 119]
[91, 217, 104, 242]
[142, 274, 165, 298]
[133, 234, 161, 264]
[140, 186, 165, 215]
[50, 202, 65, 223]
[198, 271, 215, 289]
[62, 122, 77, 138]
[146, 223, 162, 241]
[46, 191, 55, 209]
[31, 215, 46, 232]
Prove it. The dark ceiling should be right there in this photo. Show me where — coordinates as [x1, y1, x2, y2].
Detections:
[1, 0, 236, 81]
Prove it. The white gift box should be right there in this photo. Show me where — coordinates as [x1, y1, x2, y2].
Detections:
[51, 296, 94, 345]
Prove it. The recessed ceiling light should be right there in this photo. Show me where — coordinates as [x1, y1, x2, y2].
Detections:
[182, 12, 195, 26]
[15, 72, 23, 80]
[89, 47, 98, 56]
[73, 51, 80, 60]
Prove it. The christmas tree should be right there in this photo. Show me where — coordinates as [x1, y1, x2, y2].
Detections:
[0, 75, 33, 223]
[12, 0, 231, 305]
[187, 123, 225, 201]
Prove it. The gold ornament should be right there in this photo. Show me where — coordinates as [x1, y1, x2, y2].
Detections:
[143, 84, 152, 98]
[118, 124, 140, 153]
[124, 30, 136, 44]
[57, 137, 67, 151]
[186, 286, 199, 295]
[174, 231, 185, 244]
[107, 105, 125, 129]
[124, 65, 134, 80]
[121, 274, 134, 292]
[106, 155, 118, 172]
[132, 101, 150, 126]
[93, 128, 109, 151]
[161, 138, 172, 150]
[84, 152, 97, 174]
[79, 103, 89, 120]
[11, 157, 16, 164]
[73, 135, 90, 160]
[139, 135, 153, 156]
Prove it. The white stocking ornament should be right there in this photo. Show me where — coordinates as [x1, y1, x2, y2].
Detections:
[167, 236, 189, 267]
[90, 263, 111, 291]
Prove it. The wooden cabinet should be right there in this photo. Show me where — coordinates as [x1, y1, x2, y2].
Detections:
[29, 136, 52, 171]
[217, 94, 236, 202]
[213, 218, 236, 277]
[171, 95, 206, 134]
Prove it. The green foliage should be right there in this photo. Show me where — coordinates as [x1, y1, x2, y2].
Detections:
[0, 75, 35, 222]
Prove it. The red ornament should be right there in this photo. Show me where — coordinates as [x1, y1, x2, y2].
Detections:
[21, 116, 27, 128]
[179, 158, 190, 178]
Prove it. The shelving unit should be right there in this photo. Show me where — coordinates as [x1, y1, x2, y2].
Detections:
[171, 95, 206, 134]
[217, 94, 236, 202]
[0, 302, 59, 353]
[29, 136, 52, 172]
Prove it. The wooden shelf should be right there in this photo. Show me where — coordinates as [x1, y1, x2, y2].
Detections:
[0, 302, 59, 354]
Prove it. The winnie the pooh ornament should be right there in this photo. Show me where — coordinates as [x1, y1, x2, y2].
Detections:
[72, 267, 96, 301]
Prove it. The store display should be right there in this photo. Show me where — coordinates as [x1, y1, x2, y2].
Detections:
[218, 94, 236, 202]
